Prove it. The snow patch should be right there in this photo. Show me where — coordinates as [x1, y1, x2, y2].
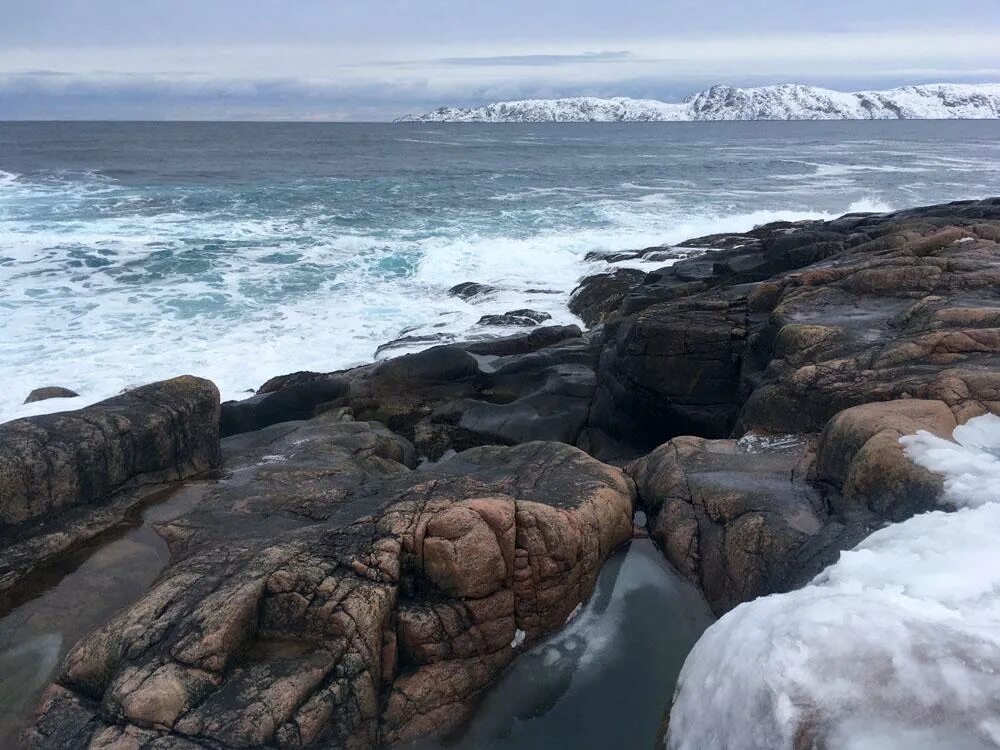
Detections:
[667, 414, 1000, 750]
[398, 83, 1000, 123]
[901, 414, 1000, 509]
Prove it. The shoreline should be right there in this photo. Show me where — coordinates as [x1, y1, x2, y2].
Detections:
[3, 196, 1000, 748]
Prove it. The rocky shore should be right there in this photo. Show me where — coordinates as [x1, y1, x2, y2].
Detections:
[3, 197, 1000, 748]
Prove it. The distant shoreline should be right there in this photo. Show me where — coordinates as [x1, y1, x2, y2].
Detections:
[397, 82, 1000, 122]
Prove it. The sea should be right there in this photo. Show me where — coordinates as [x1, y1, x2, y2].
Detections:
[2, 120, 999, 423]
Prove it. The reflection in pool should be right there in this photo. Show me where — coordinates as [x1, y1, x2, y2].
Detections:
[412, 536, 715, 749]
[0, 486, 203, 745]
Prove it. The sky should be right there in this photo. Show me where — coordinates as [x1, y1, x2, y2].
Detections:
[1, 0, 998, 121]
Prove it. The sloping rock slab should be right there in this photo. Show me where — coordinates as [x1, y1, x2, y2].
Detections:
[26, 416, 634, 749]
[0, 376, 220, 529]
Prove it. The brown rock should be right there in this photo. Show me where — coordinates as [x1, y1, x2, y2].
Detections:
[816, 399, 954, 520]
[28, 429, 633, 749]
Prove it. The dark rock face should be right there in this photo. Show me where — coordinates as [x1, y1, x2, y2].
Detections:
[449, 282, 496, 301]
[23, 387, 80, 405]
[25, 420, 634, 749]
[591, 198, 1000, 454]
[592, 297, 749, 449]
[220, 375, 349, 437]
[477, 309, 552, 328]
[568, 267, 644, 327]
[260, 326, 602, 460]
[374, 333, 454, 359]
[0, 376, 220, 529]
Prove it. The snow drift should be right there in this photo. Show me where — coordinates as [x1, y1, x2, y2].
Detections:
[667, 413, 1000, 750]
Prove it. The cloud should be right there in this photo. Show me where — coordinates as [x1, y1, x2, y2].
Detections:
[431, 51, 635, 67]
[1, 29, 999, 120]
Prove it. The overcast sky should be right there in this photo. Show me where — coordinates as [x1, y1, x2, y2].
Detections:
[1, 0, 998, 120]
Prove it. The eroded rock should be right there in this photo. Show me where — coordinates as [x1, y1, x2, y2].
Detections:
[26, 421, 634, 748]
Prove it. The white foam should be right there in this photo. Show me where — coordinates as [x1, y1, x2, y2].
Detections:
[667, 414, 1000, 749]
[0, 179, 905, 424]
[0, 169, 21, 188]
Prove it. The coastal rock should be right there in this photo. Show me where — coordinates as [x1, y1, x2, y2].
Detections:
[23, 387, 80, 404]
[237, 326, 599, 459]
[592, 297, 749, 450]
[628, 434, 826, 614]
[477, 309, 552, 328]
[220, 375, 349, 437]
[0, 376, 220, 529]
[628, 399, 964, 618]
[374, 333, 454, 359]
[448, 282, 496, 301]
[27, 421, 634, 748]
[815, 400, 954, 521]
[568, 267, 645, 327]
[591, 198, 1000, 455]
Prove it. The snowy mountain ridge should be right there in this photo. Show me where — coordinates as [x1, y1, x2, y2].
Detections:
[396, 83, 1000, 122]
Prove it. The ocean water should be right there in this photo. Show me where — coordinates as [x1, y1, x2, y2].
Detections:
[1, 120, 999, 422]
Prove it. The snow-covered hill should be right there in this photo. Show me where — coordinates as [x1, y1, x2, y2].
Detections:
[396, 83, 1000, 122]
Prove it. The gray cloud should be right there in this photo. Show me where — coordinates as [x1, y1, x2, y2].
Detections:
[1, 1, 998, 120]
[431, 51, 635, 67]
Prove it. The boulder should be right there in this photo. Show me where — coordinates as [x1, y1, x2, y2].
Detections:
[448, 282, 496, 301]
[568, 268, 645, 327]
[23, 387, 80, 405]
[628, 434, 825, 614]
[220, 375, 349, 437]
[0, 376, 220, 529]
[477, 309, 552, 328]
[816, 400, 955, 520]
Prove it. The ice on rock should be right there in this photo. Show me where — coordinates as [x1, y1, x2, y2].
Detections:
[900, 415, 1000, 509]
[667, 414, 1000, 750]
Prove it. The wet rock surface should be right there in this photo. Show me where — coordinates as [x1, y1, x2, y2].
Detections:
[628, 434, 825, 615]
[476, 309, 552, 328]
[1, 376, 220, 529]
[220, 375, 349, 437]
[448, 282, 497, 302]
[568, 267, 645, 327]
[22, 415, 634, 748]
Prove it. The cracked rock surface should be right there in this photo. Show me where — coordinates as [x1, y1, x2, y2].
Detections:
[24, 415, 634, 748]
